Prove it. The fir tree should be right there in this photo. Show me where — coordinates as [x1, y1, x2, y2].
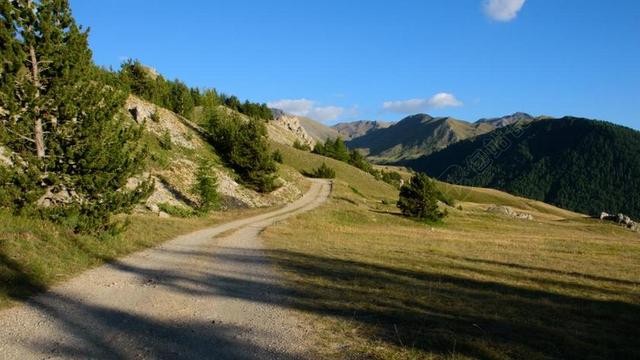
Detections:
[192, 160, 219, 213]
[0, 0, 151, 232]
[397, 173, 446, 222]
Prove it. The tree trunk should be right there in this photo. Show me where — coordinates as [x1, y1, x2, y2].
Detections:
[29, 45, 45, 159]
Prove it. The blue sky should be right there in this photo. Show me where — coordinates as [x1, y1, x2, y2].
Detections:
[70, 0, 639, 128]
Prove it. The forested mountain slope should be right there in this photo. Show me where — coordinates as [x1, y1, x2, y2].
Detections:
[404, 117, 640, 218]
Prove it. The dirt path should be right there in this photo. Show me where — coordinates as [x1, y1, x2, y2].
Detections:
[0, 179, 332, 360]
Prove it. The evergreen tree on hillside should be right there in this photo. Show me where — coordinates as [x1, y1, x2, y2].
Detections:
[397, 173, 446, 222]
[0, 0, 151, 232]
[313, 137, 349, 161]
[205, 107, 278, 193]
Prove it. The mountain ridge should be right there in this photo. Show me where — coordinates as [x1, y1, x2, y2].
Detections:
[332, 120, 393, 140]
[403, 116, 640, 218]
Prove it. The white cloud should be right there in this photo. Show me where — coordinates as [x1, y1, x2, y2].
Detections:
[267, 99, 315, 115]
[382, 93, 463, 114]
[308, 106, 344, 121]
[483, 0, 526, 22]
[267, 98, 346, 122]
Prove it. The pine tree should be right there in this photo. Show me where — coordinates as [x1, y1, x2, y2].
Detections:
[0, 0, 151, 232]
[397, 173, 446, 222]
[192, 160, 219, 213]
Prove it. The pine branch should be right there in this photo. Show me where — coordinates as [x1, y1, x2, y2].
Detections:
[5, 127, 36, 143]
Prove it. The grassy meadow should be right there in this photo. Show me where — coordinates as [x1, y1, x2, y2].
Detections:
[263, 146, 640, 359]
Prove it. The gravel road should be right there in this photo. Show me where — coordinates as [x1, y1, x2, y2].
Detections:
[0, 179, 332, 360]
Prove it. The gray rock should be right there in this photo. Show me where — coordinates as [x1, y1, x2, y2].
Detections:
[486, 205, 534, 220]
[147, 203, 160, 213]
[158, 211, 170, 218]
[599, 212, 639, 233]
[36, 185, 80, 208]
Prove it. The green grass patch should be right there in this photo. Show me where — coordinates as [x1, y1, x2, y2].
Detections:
[157, 203, 197, 218]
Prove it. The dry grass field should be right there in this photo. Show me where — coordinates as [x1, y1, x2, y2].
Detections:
[263, 146, 640, 359]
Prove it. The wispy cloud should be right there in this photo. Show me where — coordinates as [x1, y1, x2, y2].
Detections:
[382, 93, 463, 114]
[267, 98, 349, 122]
[483, 0, 526, 22]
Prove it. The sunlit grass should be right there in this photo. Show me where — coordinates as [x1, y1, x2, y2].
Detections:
[263, 178, 640, 359]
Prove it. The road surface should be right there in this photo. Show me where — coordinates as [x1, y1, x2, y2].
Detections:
[0, 179, 332, 360]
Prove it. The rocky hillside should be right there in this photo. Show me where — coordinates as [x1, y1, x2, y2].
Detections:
[125, 96, 305, 217]
[404, 117, 640, 218]
[298, 116, 340, 143]
[268, 110, 316, 147]
[332, 120, 393, 140]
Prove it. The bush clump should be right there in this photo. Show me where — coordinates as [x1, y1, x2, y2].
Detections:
[204, 108, 278, 193]
[305, 162, 336, 179]
[293, 140, 311, 151]
[272, 150, 284, 164]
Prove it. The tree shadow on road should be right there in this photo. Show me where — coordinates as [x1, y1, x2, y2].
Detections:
[22, 290, 303, 360]
[119, 246, 640, 359]
[12, 245, 640, 359]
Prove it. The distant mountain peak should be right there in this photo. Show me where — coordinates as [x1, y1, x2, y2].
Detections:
[332, 120, 393, 140]
[475, 112, 536, 127]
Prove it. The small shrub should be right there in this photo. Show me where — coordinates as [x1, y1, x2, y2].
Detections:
[158, 203, 196, 218]
[397, 173, 446, 222]
[192, 160, 219, 213]
[150, 109, 161, 122]
[293, 139, 311, 151]
[272, 150, 284, 164]
[438, 191, 456, 207]
[381, 171, 403, 188]
[304, 162, 336, 179]
[350, 186, 365, 198]
[159, 130, 173, 150]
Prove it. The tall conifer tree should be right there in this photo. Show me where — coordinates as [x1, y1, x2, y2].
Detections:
[0, 0, 151, 231]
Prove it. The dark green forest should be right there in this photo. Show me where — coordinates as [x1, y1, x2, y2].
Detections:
[405, 118, 640, 219]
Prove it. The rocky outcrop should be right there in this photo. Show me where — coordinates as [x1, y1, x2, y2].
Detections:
[268, 112, 315, 148]
[487, 205, 534, 220]
[36, 185, 81, 208]
[125, 95, 203, 150]
[600, 212, 639, 232]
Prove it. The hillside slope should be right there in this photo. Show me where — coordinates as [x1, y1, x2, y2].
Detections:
[126, 96, 304, 211]
[297, 116, 341, 143]
[405, 117, 640, 218]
